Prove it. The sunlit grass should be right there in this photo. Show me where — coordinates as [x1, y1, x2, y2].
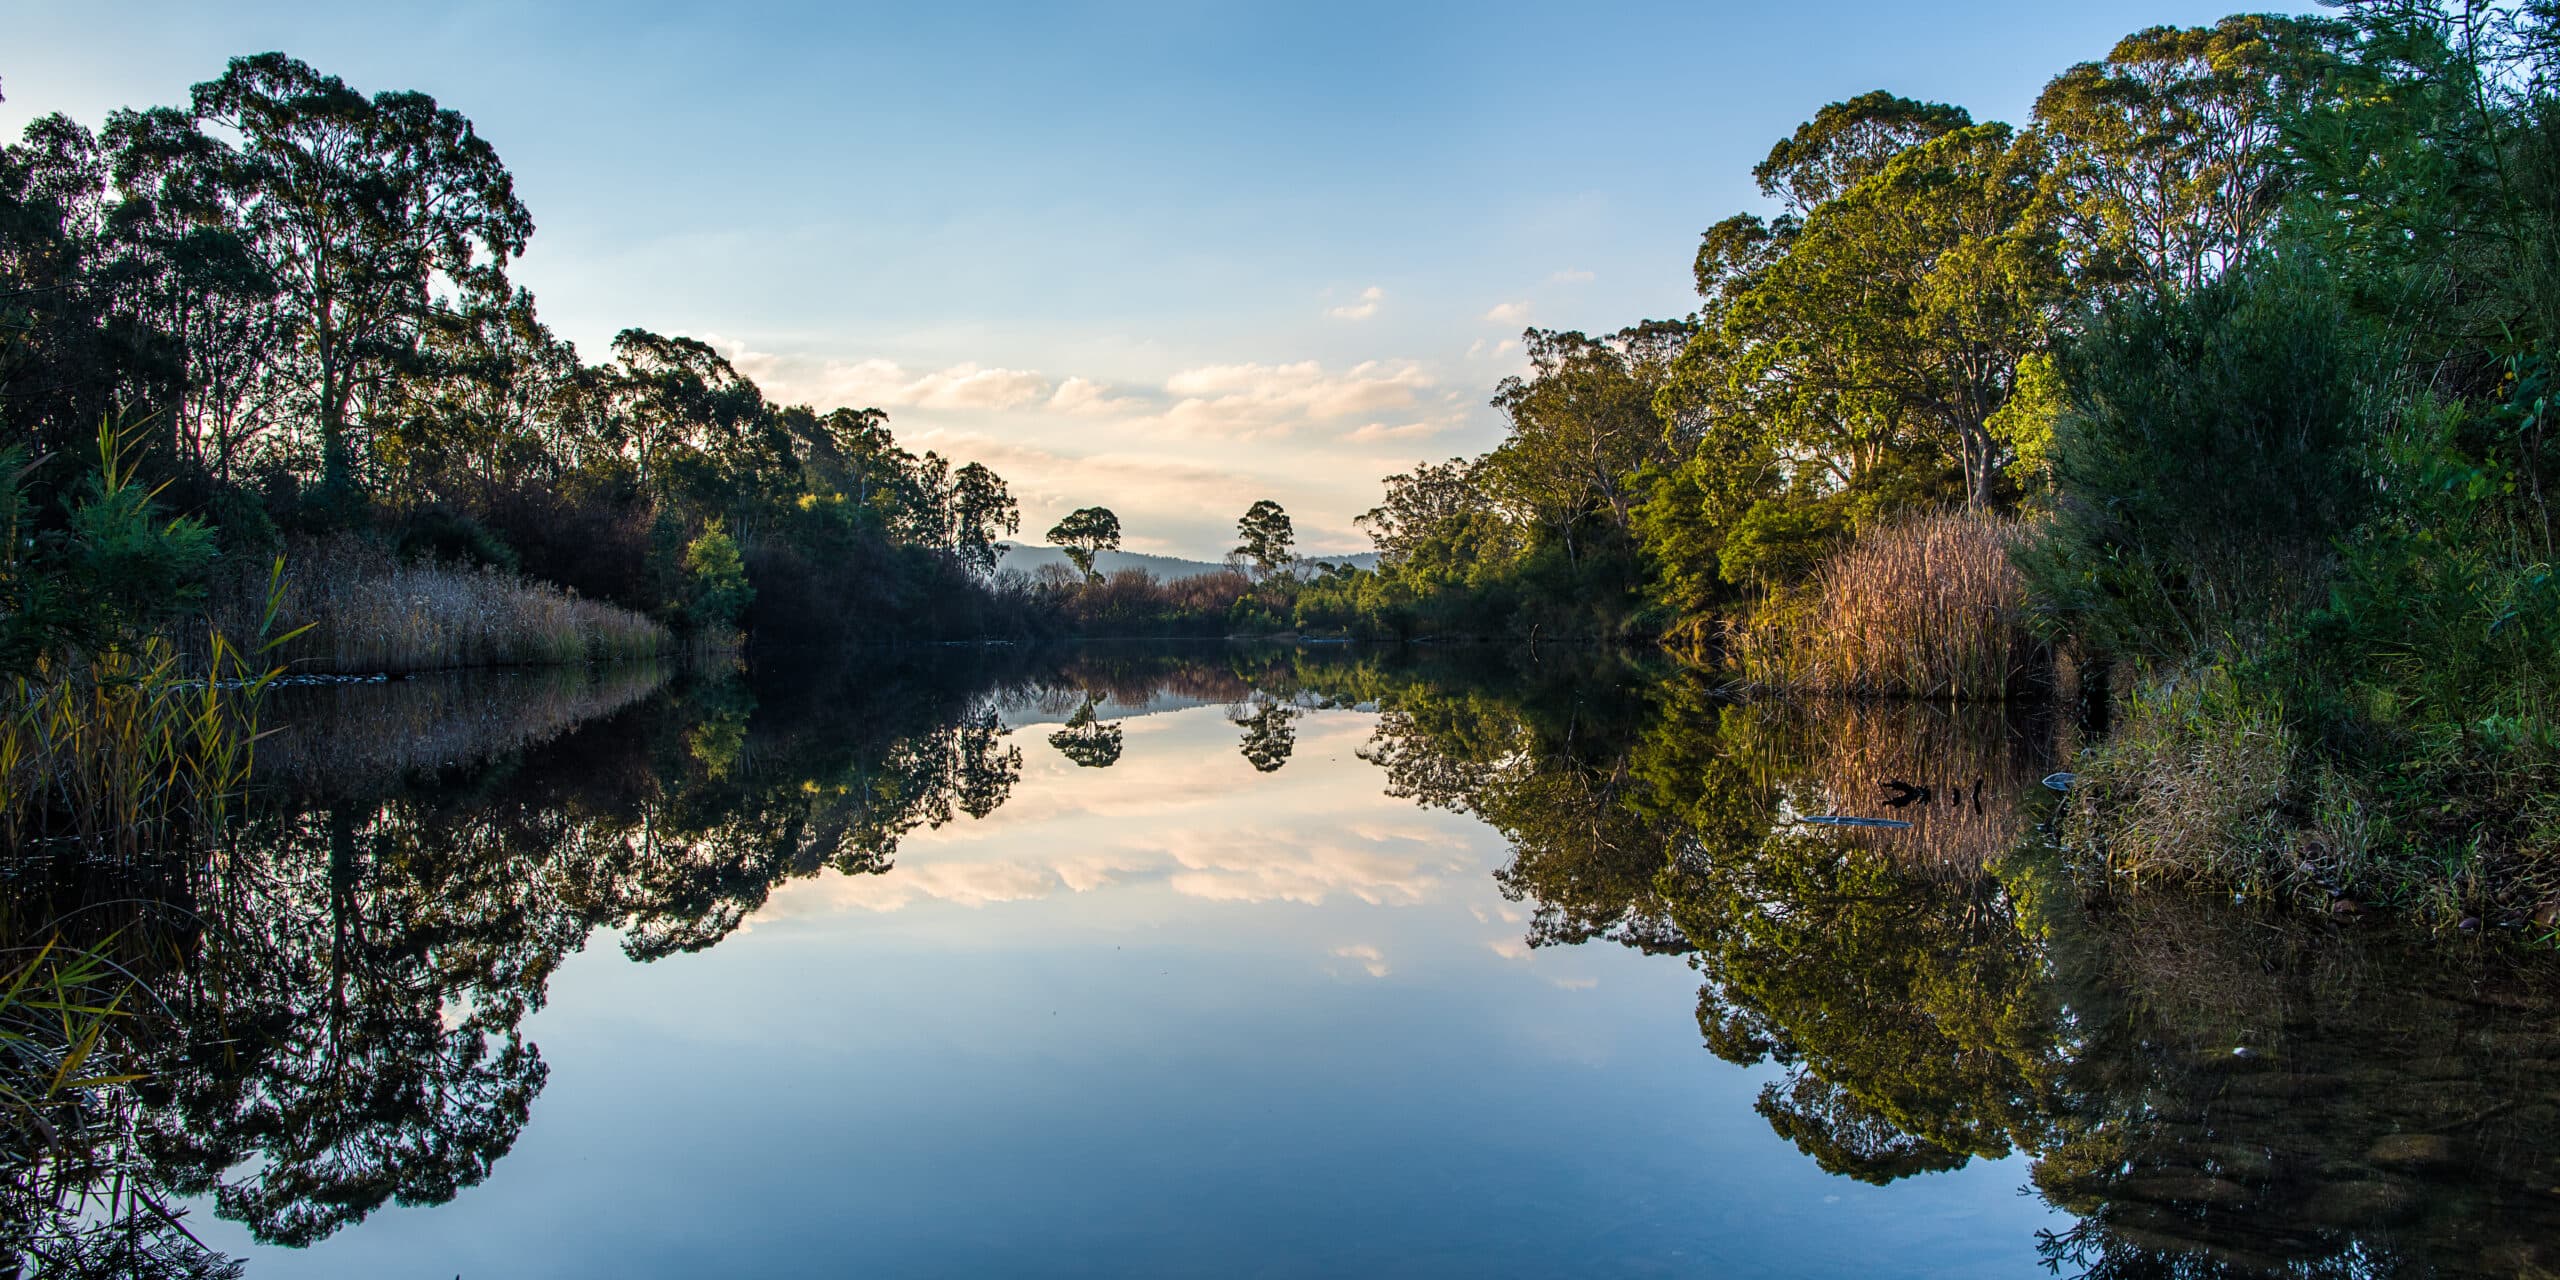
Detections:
[1735, 511, 2042, 700]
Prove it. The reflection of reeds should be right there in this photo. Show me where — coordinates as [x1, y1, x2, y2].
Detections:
[209, 538, 670, 676]
[0, 931, 224, 1275]
[252, 662, 673, 797]
[1728, 697, 2055, 871]
[1736, 512, 2043, 700]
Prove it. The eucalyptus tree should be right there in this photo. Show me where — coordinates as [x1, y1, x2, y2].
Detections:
[1481, 321, 1691, 564]
[1356, 459, 1493, 566]
[1232, 499, 1295, 578]
[161, 53, 533, 515]
[2033, 15, 2348, 294]
[946, 461, 1021, 577]
[602, 328, 780, 520]
[375, 288, 591, 503]
[1753, 90, 1976, 217]
[1723, 122, 2064, 509]
[1045, 506, 1121, 582]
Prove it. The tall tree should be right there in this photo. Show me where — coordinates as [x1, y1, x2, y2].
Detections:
[1045, 506, 1120, 583]
[1723, 123, 2063, 508]
[180, 53, 532, 513]
[2033, 15, 2347, 294]
[1482, 322, 1691, 562]
[947, 461, 1019, 577]
[1232, 499, 1295, 579]
[1754, 91, 1975, 217]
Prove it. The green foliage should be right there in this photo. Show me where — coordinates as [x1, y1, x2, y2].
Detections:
[1232, 499, 1294, 578]
[2, 54, 1044, 668]
[0, 419, 216, 676]
[2017, 262, 2378, 664]
[679, 524, 754, 635]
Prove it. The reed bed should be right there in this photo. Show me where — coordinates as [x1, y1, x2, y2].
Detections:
[0, 931, 220, 1278]
[213, 538, 671, 676]
[0, 632, 273, 861]
[1733, 511, 2044, 700]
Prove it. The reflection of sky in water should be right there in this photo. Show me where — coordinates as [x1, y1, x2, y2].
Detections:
[195, 700, 2062, 1278]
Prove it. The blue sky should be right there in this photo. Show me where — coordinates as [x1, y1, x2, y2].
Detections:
[5, 1, 2308, 556]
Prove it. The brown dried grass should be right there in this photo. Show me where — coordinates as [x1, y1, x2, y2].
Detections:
[212, 538, 670, 675]
[1734, 511, 2043, 700]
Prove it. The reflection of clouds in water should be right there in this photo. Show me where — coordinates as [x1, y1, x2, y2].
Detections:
[817, 860, 1058, 913]
[1331, 944, 1391, 978]
[1151, 825, 1459, 906]
[776, 820, 1474, 915]
[1052, 852, 1151, 893]
[765, 706, 1490, 918]
[1486, 940, 1531, 961]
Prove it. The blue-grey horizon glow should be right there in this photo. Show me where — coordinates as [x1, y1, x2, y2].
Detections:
[3, 0, 2310, 557]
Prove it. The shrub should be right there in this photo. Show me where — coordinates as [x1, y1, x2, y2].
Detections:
[2016, 262, 2378, 665]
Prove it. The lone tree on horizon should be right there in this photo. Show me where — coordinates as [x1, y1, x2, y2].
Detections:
[1233, 499, 1295, 580]
[1046, 506, 1121, 583]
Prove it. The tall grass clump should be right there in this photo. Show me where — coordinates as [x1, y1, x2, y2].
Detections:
[1, 419, 291, 862]
[215, 537, 672, 676]
[1734, 511, 2042, 700]
[2057, 668, 2380, 904]
[0, 630, 278, 862]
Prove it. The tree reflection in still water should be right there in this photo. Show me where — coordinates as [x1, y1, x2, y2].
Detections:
[1354, 664, 2560, 1279]
[10, 644, 2560, 1278]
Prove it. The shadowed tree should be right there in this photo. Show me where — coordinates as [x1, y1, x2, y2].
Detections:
[175, 53, 534, 515]
[1048, 696, 1123, 768]
[1045, 506, 1120, 583]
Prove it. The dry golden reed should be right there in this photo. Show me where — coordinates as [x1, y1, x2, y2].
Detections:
[213, 538, 671, 676]
[1735, 511, 2042, 700]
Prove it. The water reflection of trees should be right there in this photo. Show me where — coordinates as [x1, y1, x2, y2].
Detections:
[1351, 668, 2560, 1279]
[4, 651, 1038, 1273]
[19, 645, 2560, 1278]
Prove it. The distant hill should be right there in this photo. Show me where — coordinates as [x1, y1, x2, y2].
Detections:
[995, 545, 1377, 581]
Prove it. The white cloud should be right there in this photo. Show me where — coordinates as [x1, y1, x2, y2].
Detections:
[813, 860, 1056, 912]
[832, 360, 1053, 411]
[1485, 300, 1532, 324]
[1332, 943, 1391, 978]
[1550, 269, 1594, 284]
[1157, 359, 1434, 434]
[703, 337, 1053, 413]
[1047, 376, 1139, 417]
[1327, 285, 1385, 321]
[1550, 976, 1599, 990]
[1487, 939, 1531, 960]
[1344, 418, 1460, 444]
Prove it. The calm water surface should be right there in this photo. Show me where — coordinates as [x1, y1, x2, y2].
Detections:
[29, 643, 2560, 1278]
